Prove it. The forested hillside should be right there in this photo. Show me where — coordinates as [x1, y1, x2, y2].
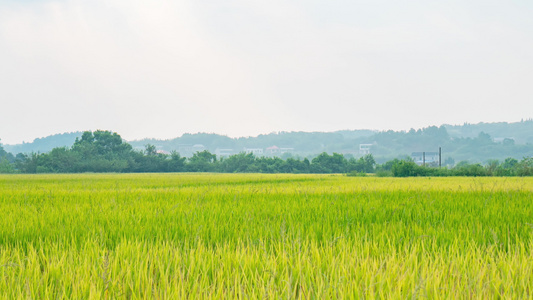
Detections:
[444, 120, 533, 143]
[2, 120, 533, 163]
[1, 130, 533, 175]
[3, 132, 82, 154]
[128, 121, 533, 163]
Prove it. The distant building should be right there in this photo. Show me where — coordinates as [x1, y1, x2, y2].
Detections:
[266, 146, 294, 156]
[215, 148, 234, 158]
[156, 150, 170, 155]
[192, 144, 206, 153]
[359, 144, 373, 155]
[244, 148, 264, 156]
[266, 146, 280, 155]
[411, 152, 439, 165]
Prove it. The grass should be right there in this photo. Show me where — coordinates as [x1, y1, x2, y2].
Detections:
[1, 174, 533, 298]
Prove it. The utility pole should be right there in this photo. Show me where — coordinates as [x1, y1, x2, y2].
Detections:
[423, 152, 425, 167]
[439, 147, 442, 168]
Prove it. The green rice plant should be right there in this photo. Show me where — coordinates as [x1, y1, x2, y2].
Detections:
[1, 174, 532, 298]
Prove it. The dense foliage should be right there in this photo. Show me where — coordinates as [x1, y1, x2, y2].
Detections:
[379, 157, 533, 177]
[2, 130, 370, 174]
[1, 130, 532, 176]
[1, 174, 533, 298]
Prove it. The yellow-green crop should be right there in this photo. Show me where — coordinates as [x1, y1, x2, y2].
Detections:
[1, 174, 533, 298]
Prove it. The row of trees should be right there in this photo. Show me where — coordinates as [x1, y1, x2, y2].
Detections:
[381, 157, 533, 177]
[1, 130, 532, 176]
[2, 131, 376, 174]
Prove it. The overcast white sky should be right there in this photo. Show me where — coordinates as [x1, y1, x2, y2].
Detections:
[1, 0, 532, 144]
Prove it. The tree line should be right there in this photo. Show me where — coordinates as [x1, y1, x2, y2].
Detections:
[1, 130, 532, 176]
[378, 157, 533, 177]
[5, 121, 533, 164]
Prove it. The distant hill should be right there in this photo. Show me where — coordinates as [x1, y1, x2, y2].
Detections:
[128, 130, 377, 156]
[2, 120, 533, 163]
[443, 120, 533, 144]
[3, 132, 83, 154]
[127, 121, 533, 162]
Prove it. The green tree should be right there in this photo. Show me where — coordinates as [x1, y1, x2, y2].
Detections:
[187, 150, 217, 172]
[501, 157, 518, 169]
[46, 147, 80, 173]
[391, 160, 419, 177]
[516, 157, 533, 176]
[0, 158, 15, 173]
[220, 152, 256, 173]
[71, 130, 133, 172]
[485, 159, 500, 176]
[453, 163, 487, 177]
[348, 154, 376, 174]
[0, 140, 7, 158]
[144, 144, 157, 156]
[310, 152, 347, 173]
[0, 140, 15, 163]
[168, 151, 186, 172]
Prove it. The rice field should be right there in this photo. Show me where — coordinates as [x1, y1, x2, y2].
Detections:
[1, 174, 533, 298]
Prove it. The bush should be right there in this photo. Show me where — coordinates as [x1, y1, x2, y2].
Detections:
[453, 164, 487, 177]
[346, 171, 367, 177]
[376, 170, 393, 177]
[36, 166, 51, 174]
[391, 160, 421, 177]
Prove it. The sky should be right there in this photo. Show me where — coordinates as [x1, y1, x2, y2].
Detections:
[1, 0, 532, 144]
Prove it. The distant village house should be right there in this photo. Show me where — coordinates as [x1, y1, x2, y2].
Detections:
[359, 144, 373, 155]
[244, 148, 264, 156]
[411, 152, 439, 165]
[266, 146, 295, 155]
[215, 148, 234, 158]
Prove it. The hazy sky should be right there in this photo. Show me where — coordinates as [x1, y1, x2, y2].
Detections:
[1, 0, 532, 144]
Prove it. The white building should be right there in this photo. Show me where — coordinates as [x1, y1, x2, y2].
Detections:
[266, 146, 280, 155]
[215, 148, 234, 158]
[411, 152, 439, 165]
[266, 146, 294, 155]
[359, 144, 373, 155]
[156, 150, 170, 155]
[192, 144, 206, 153]
[244, 148, 264, 156]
